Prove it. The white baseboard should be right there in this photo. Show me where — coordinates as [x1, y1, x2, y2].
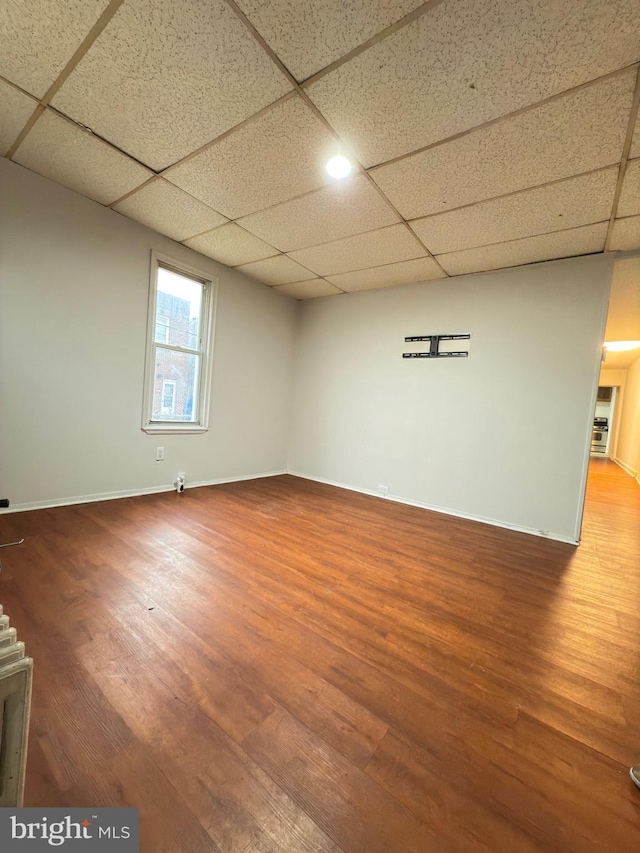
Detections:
[1, 467, 582, 544]
[184, 470, 287, 489]
[0, 470, 287, 514]
[613, 457, 639, 479]
[286, 470, 578, 545]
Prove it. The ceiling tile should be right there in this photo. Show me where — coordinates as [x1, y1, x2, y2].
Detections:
[273, 280, 343, 299]
[288, 224, 426, 276]
[165, 95, 338, 219]
[0, 0, 110, 98]
[235, 255, 317, 286]
[113, 178, 227, 241]
[0, 80, 38, 155]
[184, 224, 277, 266]
[235, 0, 424, 82]
[13, 109, 153, 204]
[238, 174, 399, 252]
[617, 158, 640, 218]
[326, 257, 444, 292]
[371, 70, 634, 220]
[437, 223, 608, 276]
[306, 0, 640, 167]
[410, 168, 618, 254]
[609, 216, 640, 251]
[51, 0, 292, 171]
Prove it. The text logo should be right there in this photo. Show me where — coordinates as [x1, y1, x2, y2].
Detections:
[0, 809, 138, 850]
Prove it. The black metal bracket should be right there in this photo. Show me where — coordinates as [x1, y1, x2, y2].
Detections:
[403, 334, 470, 359]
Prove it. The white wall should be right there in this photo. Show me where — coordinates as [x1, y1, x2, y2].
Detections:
[0, 159, 298, 509]
[615, 354, 640, 479]
[288, 257, 613, 543]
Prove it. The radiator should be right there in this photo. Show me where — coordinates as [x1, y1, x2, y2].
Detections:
[0, 603, 33, 807]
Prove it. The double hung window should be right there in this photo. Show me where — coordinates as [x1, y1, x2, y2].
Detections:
[142, 253, 216, 434]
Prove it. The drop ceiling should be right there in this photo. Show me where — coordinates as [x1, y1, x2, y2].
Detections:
[1, 0, 640, 300]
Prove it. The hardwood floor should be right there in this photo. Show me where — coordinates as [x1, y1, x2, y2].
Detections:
[1, 459, 639, 851]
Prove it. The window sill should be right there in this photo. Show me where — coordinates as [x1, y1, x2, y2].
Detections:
[142, 424, 208, 435]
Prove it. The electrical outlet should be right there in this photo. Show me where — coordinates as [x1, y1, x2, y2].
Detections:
[377, 483, 389, 496]
[156, 446, 165, 462]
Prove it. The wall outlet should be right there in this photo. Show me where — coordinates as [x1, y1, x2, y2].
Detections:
[377, 483, 389, 496]
[156, 446, 165, 462]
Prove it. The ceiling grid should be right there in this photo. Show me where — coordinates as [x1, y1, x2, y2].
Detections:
[1, 0, 639, 297]
[604, 64, 640, 250]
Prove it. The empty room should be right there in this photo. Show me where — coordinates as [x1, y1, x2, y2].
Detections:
[2, 1, 640, 851]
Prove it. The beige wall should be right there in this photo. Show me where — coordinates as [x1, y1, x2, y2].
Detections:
[289, 256, 613, 543]
[615, 355, 640, 479]
[599, 368, 627, 386]
[0, 158, 298, 509]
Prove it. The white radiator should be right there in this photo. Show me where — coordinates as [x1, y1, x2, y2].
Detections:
[0, 603, 33, 807]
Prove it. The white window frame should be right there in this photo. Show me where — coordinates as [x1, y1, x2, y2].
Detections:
[160, 379, 177, 415]
[142, 251, 217, 434]
[155, 316, 170, 344]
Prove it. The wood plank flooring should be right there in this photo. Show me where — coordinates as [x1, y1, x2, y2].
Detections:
[0, 458, 639, 851]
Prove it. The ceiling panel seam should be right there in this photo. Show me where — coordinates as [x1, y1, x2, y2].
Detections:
[5, 0, 126, 160]
[156, 161, 621, 242]
[405, 165, 621, 223]
[297, 0, 447, 87]
[368, 63, 640, 173]
[434, 219, 610, 258]
[220, 0, 450, 273]
[159, 91, 298, 177]
[604, 65, 640, 251]
[271, 221, 411, 256]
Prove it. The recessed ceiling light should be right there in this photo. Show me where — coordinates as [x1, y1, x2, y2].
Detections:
[325, 155, 352, 179]
[604, 340, 640, 351]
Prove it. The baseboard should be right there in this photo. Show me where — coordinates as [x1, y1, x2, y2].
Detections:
[613, 457, 639, 479]
[287, 470, 578, 545]
[1, 468, 582, 544]
[0, 470, 288, 514]
[183, 470, 287, 489]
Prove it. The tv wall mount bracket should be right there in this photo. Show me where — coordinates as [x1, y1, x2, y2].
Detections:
[403, 334, 470, 359]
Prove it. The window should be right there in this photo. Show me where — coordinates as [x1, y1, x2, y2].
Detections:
[142, 253, 216, 434]
[161, 380, 176, 415]
[155, 316, 170, 343]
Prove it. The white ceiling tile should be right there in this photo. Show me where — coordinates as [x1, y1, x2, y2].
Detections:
[237, 174, 399, 252]
[273, 280, 343, 299]
[410, 169, 618, 254]
[165, 95, 339, 219]
[235, 0, 424, 82]
[0, 80, 38, 155]
[326, 257, 444, 292]
[184, 224, 278, 267]
[0, 0, 110, 98]
[113, 178, 227, 241]
[51, 0, 292, 171]
[235, 255, 317, 286]
[13, 109, 153, 204]
[617, 158, 640, 218]
[609, 216, 640, 251]
[288, 224, 426, 276]
[306, 0, 640, 167]
[371, 70, 635, 219]
[437, 223, 608, 276]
